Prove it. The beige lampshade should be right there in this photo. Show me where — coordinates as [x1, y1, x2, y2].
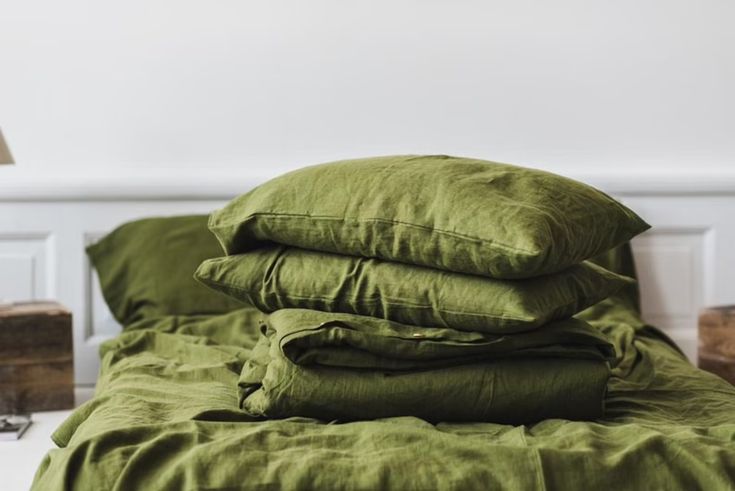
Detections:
[0, 128, 15, 165]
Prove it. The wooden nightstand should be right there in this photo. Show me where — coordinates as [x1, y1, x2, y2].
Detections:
[698, 306, 735, 385]
[0, 302, 74, 413]
[0, 409, 74, 490]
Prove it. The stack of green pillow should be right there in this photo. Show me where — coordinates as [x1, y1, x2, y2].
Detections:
[196, 155, 650, 424]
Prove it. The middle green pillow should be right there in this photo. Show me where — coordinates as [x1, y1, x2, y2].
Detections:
[196, 246, 631, 334]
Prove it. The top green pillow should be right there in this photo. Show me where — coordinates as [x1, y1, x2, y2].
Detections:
[209, 155, 650, 279]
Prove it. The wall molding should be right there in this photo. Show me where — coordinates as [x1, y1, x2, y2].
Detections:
[0, 175, 266, 201]
[3, 170, 735, 201]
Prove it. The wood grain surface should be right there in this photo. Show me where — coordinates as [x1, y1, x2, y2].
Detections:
[0, 302, 74, 413]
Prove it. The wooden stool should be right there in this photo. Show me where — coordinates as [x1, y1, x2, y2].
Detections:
[0, 302, 74, 413]
[698, 306, 735, 385]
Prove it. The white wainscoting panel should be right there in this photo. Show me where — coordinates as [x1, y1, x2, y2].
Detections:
[83, 232, 121, 345]
[0, 233, 53, 301]
[0, 255, 34, 300]
[622, 194, 735, 362]
[1, 178, 735, 387]
[632, 228, 708, 361]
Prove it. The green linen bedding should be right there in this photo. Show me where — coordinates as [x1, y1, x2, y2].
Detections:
[209, 155, 649, 279]
[87, 215, 245, 324]
[240, 310, 614, 422]
[196, 245, 632, 333]
[32, 247, 735, 490]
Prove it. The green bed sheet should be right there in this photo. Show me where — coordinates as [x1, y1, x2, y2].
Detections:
[32, 249, 735, 490]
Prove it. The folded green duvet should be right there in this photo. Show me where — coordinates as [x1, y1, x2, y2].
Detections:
[240, 309, 615, 424]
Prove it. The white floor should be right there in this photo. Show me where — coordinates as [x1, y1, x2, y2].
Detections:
[0, 389, 92, 491]
[0, 410, 74, 491]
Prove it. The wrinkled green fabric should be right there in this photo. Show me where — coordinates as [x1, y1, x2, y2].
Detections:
[196, 245, 632, 333]
[209, 155, 649, 279]
[264, 309, 616, 369]
[87, 215, 245, 324]
[239, 310, 613, 423]
[32, 246, 735, 490]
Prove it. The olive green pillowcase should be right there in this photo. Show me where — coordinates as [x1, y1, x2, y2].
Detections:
[195, 245, 632, 334]
[87, 215, 245, 325]
[209, 155, 650, 279]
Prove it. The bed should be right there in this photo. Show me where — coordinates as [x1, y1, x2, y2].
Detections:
[4, 156, 732, 489]
[29, 239, 735, 489]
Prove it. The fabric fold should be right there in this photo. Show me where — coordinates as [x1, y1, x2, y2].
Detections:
[239, 309, 614, 423]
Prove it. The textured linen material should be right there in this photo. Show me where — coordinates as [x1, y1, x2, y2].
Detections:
[31, 246, 735, 490]
[87, 215, 244, 324]
[196, 245, 632, 333]
[238, 309, 613, 423]
[32, 297, 735, 490]
[267, 310, 616, 370]
[242, 345, 609, 424]
[209, 155, 650, 279]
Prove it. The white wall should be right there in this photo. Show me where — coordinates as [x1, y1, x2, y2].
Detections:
[1, 0, 734, 184]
